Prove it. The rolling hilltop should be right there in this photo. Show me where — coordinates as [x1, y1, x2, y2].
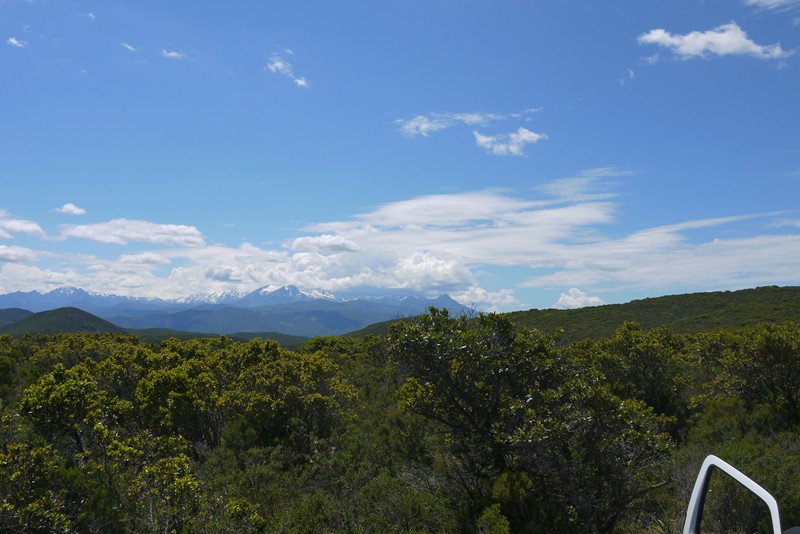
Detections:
[505, 285, 800, 342]
[349, 286, 800, 340]
[0, 307, 127, 335]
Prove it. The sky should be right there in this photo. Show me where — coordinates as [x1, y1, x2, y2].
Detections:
[1, 0, 800, 312]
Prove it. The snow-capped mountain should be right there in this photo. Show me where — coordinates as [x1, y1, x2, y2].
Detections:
[0, 285, 471, 337]
[176, 290, 247, 306]
[237, 285, 338, 307]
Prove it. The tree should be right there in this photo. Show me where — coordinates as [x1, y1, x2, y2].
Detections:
[717, 322, 800, 428]
[388, 309, 673, 532]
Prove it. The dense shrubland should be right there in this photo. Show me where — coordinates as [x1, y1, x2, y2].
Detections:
[0, 312, 799, 532]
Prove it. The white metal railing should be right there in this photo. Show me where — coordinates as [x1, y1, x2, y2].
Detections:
[683, 454, 800, 534]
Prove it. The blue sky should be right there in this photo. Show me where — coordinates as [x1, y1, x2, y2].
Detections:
[1, 0, 799, 311]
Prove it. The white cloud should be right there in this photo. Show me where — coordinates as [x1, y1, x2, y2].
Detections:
[205, 265, 242, 282]
[60, 219, 204, 246]
[0, 245, 37, 262]
[453, 287, 519, 311]
[121, 42, 137, 52]
[638, 22, 792, 60]
[85, 12, 96, 22]
[473, 127, 547, 156]
[396, 109, 539, 137]
[55, 203, 87, 215]
[118, 252, 170, 265]
[2, 173, 798, 310]
[291, 234, 359, 253]
[266, 52, 310, 88]
[161, 49, 185, 60]
[554, 288, 605, 309]
[620, 68, 635, 86]
[394, 252, 475, 292]
[744, 0, 800, 9]
[0, 212, 45, 238]
[7, 37, 26, 48]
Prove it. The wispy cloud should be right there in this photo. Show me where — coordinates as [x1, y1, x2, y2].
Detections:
[84, 12, 96, 22]
[638, 21, 792, 60]
[55, 203, 87, 216]
[0, 211, 45, 239]
[161, 49, 185, 60]
[640, 54, 660, 65]
[121, 42, 137, 52]
[0, 245, 37, 263]
[6, 37, 26, 48]
[118, 252, 170, 265]
[265, 52, 310, 88]
[397, 109, 540, 137]
[61, 219, 204, 246]
[397, 109, 545, 156]
[743, 0, 800, 9]
[3, 173, 798, 310]
[619, 68, 635, 86]
[473, 127, 547, 156]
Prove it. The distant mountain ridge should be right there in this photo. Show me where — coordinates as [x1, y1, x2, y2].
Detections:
[0, 284, 425, 312]
[0, 285, 470, 337]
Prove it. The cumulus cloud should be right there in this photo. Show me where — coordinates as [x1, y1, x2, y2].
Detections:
[161, 49, 185, 60]
[61, 219, 204, 246]
[266, 52, 310, 88]
[0, 245, 37, 262]
[638, 22, 792, 60]
[205, 265, 242, 282]
[453, 287, 520, 311]
[394, 252, 476, 292]
[473, 127, 547, 156]
[7, 37, 26, 48]
[55, 203, 87, 215]
[554, 288, 605, 309]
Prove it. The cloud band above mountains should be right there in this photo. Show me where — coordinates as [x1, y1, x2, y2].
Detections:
[1, 170, 798, 310]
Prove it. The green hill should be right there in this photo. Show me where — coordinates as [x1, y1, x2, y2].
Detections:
[0, 308, 309, 348]
[0, 308, 32, 328]
[505, 285, 800, 342]
[347, 286, 800, 341]
[0, 307, 128, 335]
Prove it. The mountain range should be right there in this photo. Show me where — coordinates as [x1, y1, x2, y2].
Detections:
[0, 285, 469, 337]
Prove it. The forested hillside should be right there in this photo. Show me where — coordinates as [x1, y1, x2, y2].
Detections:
[1, 311, 799, 532]
[505, 285, 800, 342]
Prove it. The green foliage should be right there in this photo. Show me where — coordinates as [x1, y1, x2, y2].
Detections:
[714, 322, 800, 427]
[505, 285, 800, 343]
[389, 309, 673, 532]
[0, 307, 127, 336]
[0, 309, 798, 532]
[476, 503, 511, 534]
